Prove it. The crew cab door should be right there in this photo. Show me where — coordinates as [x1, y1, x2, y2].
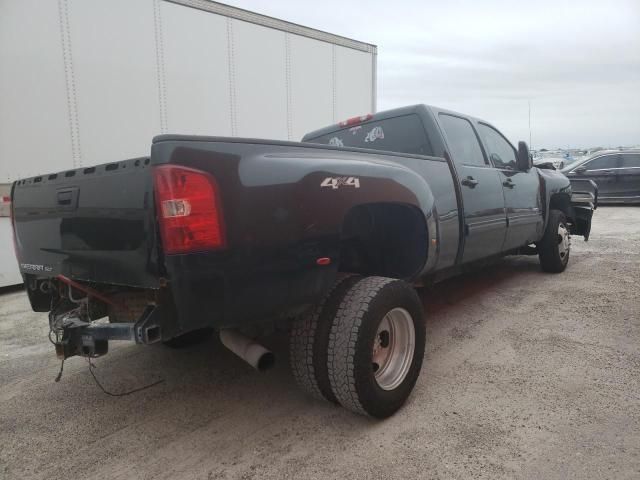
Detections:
[438, 113, 506, 263]
[477, 123, 543, 251]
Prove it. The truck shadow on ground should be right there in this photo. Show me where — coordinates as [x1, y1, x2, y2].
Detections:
[419, 254, 542, 316]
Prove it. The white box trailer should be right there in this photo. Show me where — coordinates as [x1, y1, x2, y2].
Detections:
[0, 0, 377, 287]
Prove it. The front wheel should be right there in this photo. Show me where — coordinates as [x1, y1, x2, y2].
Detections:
[327, 277, 425, 418]
[538, 209, 571, 273]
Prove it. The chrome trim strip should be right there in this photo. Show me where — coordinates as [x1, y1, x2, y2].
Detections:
[599, 195, 640, 200]
[586, 167, 640, 172]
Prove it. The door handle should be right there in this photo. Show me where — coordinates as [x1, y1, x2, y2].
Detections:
[502, 179, 515, 189]
[57, 191, 73, 205]
[461, 176, 479, 188]
[56, 187, 79, 210]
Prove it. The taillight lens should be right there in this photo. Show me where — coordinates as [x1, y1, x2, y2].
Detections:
[153, 165, 226, 254]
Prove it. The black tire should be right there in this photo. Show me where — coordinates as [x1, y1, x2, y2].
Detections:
[538, 209, 571, 273]
[327, 277, 426, 418]
[289, 275, 361, 403]
[162, 328, 213, 349]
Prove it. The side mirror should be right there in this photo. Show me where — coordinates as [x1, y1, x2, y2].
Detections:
[574, 166, 587, 174]
[517, 141, 533, 171]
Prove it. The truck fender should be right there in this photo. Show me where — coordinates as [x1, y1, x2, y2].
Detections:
[539, 170, 595, 240]
[308, 161, 438, 280]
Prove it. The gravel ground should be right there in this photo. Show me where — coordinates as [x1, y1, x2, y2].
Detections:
[1, 206, 638, 480]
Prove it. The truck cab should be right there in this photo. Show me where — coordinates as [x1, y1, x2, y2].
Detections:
[303, 105, 594, 271]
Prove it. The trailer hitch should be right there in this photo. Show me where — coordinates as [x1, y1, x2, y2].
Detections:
[50, 306, 163, 360]
[53, 317, 136, 359]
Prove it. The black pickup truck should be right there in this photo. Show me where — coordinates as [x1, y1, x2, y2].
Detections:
[11, 104, 596, 418]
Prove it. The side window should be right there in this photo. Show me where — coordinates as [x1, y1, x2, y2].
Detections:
[438, 114, 487, 167]
[585, 155, 620, 171]
[478, 124, 517, 170]
[620, 154, 640, 168]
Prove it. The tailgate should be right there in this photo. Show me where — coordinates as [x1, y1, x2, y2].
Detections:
[11, 157, 160, 288]
[569, 178, 598, 241]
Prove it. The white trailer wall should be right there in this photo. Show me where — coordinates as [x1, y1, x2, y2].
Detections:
[0, 0, 376, 181]
[162, 3, 233, 136]
[0, 0, 74, 179]
[0, 0, 376, 286]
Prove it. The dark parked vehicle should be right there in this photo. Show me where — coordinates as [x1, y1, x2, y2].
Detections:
[562, 150, 640, 204]
[10, 104, 596, 417]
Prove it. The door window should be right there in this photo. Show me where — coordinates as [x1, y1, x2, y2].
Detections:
[619, 154, 640, 168]
[439, 114, 487, 167]
[478, 124, 517, 169]
[584, 154, 619, 171]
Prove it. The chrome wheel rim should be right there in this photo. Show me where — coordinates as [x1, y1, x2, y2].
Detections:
[557, 223, 570, 260]
[372, 307, 415, 391]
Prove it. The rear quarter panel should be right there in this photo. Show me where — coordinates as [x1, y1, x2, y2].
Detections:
[151, 138, 439, 328]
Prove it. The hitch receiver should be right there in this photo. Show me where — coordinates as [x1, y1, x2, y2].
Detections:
[52, 306, 163, 360]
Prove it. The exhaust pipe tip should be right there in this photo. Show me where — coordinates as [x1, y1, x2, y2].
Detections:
[257, 350, 275, 372]
[219, 329, 275, 372]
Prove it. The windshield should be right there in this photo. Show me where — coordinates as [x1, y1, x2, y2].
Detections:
[305, 114, 434, 157]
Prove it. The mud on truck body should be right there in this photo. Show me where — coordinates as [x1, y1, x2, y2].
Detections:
[11, 104, 596, 417]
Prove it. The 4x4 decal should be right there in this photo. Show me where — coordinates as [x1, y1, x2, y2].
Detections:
[320, 177, 361, 189]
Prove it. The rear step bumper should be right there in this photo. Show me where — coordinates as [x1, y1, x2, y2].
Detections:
[53, 305, 164, 359]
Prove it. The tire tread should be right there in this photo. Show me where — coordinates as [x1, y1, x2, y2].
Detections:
[289, 274, 356, 402]
[327, 276, 394, 415]
[538, 209, 569, 273]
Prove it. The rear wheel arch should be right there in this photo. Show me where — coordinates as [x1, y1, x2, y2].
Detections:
[337, 203, 429, 280]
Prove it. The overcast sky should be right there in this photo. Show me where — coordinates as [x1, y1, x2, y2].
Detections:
[224, 0, 639, 149]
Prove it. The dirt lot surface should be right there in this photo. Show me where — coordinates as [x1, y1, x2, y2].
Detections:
[1, 206, 639, 479]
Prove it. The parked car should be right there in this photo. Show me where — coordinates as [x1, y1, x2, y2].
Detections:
[561, 150, 640, 203]
[10, 104, 596, 418]
[534, 157, 565, 170]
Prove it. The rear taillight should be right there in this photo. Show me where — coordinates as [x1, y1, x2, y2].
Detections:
[153, 165, 226, 254]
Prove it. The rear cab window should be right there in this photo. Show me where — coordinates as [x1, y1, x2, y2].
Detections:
[304, 114, 434, 157]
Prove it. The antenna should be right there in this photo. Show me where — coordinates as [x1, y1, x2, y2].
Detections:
[528, 100, 532, 149]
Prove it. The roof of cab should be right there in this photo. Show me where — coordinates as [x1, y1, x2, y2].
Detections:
[302, 104, 493, 142]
